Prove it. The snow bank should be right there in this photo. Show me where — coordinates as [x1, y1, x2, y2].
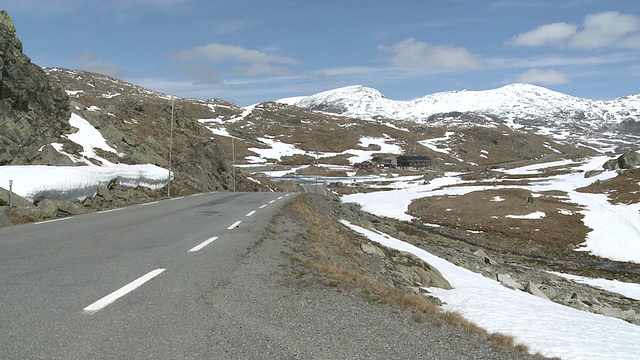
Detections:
[341, 220, 640, 360]
[0, 164, 171, 203]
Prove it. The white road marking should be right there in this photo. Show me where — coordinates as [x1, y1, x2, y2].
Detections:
[246, 210, 256, 217]
[285, 194, 291, 197]
[97, 208, 122, 214]
[268, 200, 276, 204]
[139, 201, 160, 207]
[277, 196, 284, 200]
[259, 204, 268, 209]
[83, 268, 165, 314]
[227, 220, 242, 230]
[34, 217, 73, 225]
[190, 193, 204, 197]
[189, 237, 219, 252]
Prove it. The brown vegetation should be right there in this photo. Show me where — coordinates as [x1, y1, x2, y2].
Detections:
[273, 194, 531, 355]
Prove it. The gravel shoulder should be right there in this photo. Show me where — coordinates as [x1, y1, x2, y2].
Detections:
[203, 193, 548, 359]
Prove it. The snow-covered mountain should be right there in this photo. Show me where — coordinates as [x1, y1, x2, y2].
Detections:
[278, 84, 640, 135]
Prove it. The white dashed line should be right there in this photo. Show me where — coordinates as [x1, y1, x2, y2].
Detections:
[139, 201, 160, 207]
[277, 196, 284, 200]
[97, 208, 122, 214]
[227, 220, 242, 230]
[83, 268, 165, 314]
[259, 204, 268, 209]
[34, 217, 73, 225]
[189, 237, 218, 252]
[268, 200, 276, 204]
[246, 210, 256, 217]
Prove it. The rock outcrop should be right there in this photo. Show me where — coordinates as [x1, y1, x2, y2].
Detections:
[0, 11, 70, 165]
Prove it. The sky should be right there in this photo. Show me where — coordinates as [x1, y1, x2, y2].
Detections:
[3, 0, 640, 105]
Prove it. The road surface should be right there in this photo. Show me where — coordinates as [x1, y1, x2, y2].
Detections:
[0, 192, 293, 359]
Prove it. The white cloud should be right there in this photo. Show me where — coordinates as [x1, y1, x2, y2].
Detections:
[571, 11, 640, 50]
[379, 38, 485, 70]
[71, 52, 123, 78]
[172, 43, 300, 65]
[517, 68, 570, 85]
[508, 22, 577, 47]
[509, 11, 640, 50]
[171, 43, 301, 77]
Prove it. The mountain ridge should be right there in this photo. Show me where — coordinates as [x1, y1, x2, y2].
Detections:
[278, 84, 640, 137]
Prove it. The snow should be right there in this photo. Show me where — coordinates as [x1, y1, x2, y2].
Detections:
[280, 83, 640, 133]
[66, 113, 124, 164]
[339, 152, 640, 357]
[341, 220, 640, 360]
[505, 211, 546, 219]
[0, 113, 170, 203]
[0, 165, 170, 203]
[549, 272, 640, 301]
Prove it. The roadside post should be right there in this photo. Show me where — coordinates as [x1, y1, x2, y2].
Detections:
[9, 180, 13, 207]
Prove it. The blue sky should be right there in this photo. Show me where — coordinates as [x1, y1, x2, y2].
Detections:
[4, 0, 640, 105]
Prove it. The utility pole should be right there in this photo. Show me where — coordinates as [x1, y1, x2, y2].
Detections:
[231, 136, 236, 192]
[168, 91, 175, 198]
[314, 147, 318, 195]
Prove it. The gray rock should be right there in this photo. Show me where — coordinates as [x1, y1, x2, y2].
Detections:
[96, 185, 114, 202]
[0, 187, 33, 207]
[584, 169, 604, 178]
[0, 10, 70, 166]
[603, 151, 640, 170]
[496, 273, 524, 290]
[361, 243, 386, 258]
[0, 207, 12, 227]
[473, 249, 495, 265]
[36, 199, 58, 219]
[6, 206, 42, 222]
[55, 200, 84, 216]
[526, 281, 550, 300]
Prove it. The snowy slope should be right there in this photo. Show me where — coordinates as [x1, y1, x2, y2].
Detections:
[281, 84, 640, 131]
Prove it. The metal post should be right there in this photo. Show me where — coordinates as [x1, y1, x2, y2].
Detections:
[168, 92, 175, 198]
[314, 148, 318, 195]
[8, 180, 13, 207]
[231, 137, 236, 192]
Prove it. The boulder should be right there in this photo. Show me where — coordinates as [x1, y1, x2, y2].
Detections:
[526, 281, 550, 300]
[36, 199, 58, 219]
[603, 151, 640, 170]
[391, 252, 452, 290]
[497, 273, 524, 290]
[473, 249, 496, 265]
[5, 206, 42, 222]
[55, 200, 84, 216]
[361, 243, 386, 258]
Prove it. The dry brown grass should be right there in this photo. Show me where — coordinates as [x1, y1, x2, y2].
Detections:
[408, 188, 590, 256]
[578, 168, 640, 205]
[276, 195, 530, 355]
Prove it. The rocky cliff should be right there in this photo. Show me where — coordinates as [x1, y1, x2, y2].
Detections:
[0, 10, 70, 165]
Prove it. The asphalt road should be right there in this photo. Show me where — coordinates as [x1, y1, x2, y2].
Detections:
[0, 192, 294, 359]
